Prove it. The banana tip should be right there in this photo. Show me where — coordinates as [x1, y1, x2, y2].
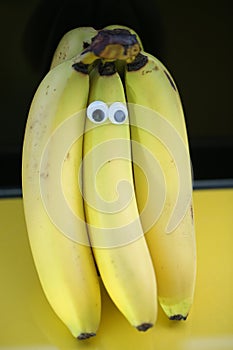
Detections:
[77, 332, 96, 340]
[136, 323, 153, 332]
[169, 314, 188, 321]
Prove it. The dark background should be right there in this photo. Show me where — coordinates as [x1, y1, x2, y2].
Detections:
[0, 0, 232, 189]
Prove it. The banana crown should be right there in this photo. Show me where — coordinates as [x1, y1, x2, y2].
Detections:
[73, 28, 141, 64]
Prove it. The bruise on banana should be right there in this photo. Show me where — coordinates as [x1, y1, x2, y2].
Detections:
[73, 28, 141, 64]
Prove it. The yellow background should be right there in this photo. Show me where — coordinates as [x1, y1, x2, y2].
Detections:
[0, 189, 233, 349]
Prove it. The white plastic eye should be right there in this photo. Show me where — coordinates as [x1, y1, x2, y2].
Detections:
[87, 101, 108, 124]
[108, 102, 128, 124]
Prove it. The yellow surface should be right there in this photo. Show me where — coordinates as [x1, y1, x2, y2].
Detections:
[0, 189, 233, 349]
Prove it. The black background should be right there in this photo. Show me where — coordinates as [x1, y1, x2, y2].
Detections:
[0, 0, 232, 189]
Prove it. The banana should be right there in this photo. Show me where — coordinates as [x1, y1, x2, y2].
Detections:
[22, 59, 101, 339]
[124, 52, 196, 320]
[50, 27, 98, 69]
[82, 61, 157, 331]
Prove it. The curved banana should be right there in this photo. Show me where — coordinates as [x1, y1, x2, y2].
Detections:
[50, 27, 98, 69]
[82, 61, 157, 331]
[22, 59, 101, 339]
[124, 52, 196, 320]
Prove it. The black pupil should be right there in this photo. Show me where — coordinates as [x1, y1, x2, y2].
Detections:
[92, 109, 105, 122]
[114, 110, 126, 123]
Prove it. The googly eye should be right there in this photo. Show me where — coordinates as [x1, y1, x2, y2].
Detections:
[87, 101, 108, 124]
[108, 102, 128, 124]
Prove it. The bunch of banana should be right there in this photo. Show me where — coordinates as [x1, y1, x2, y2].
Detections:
[22, 25, 196, 340]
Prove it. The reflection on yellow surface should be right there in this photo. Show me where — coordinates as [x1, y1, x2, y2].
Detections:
[0, 189, 233, 349]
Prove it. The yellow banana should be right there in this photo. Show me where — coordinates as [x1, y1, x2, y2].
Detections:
[22, 59, 101, 339]
[50, 27, 97, 69]
[82, 61, 158, 331]
[124, 52, 196, 320]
